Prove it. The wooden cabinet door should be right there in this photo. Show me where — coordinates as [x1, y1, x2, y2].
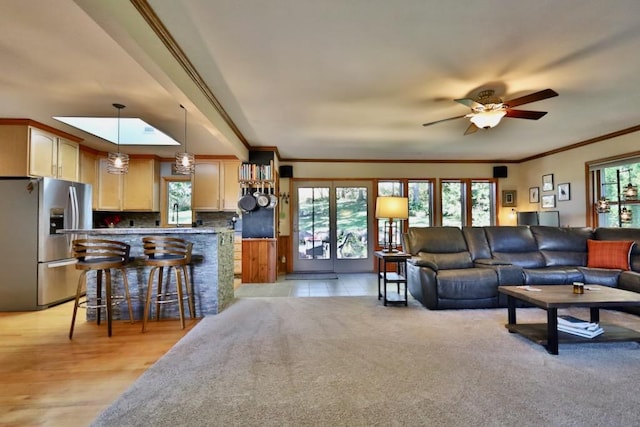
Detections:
[57, 138, 79, 181]
[241, 238, 277, 283]
[96, 158, 122, 210]
[221, 160, 241, 211]
[0, 125, 29, 176]
[29, 127, 56, 178]
[193, 160, 220, 211]
[123, 158, 159, 211]
[79, 150, 97, 209]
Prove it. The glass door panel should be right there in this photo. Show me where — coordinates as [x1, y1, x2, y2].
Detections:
[293, 180, 373, 273]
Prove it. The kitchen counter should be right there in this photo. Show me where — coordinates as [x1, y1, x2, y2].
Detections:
[59, 228, 235, 320]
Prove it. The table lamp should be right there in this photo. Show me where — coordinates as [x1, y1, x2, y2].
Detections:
[375, 196, 409, 252]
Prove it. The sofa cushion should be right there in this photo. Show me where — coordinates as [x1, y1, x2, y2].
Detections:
[587, 239, 634, 270]
[577, 267, 621, 287]
[484, 226, 545, 268]
[530, 226, 592, 267]
[594, 228, 640, 271]
[436, 268, 498, 300]
[405, 226, 468, 255]
[523, 267, 583, 285]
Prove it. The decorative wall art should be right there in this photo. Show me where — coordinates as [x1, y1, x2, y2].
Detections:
[502, 190, 517, 207]
[542, 174, 554, 191]
[542, 194, 556, 208]
[557, 183, 570, 201]
[529, 187, 539, 203]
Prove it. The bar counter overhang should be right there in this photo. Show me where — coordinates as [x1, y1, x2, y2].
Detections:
[59, 227, 235, 320]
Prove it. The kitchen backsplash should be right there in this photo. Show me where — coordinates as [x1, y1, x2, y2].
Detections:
[93, 211, 239, 230]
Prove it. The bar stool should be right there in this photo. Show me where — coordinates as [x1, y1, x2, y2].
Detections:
[141, 236, 195, 332]
[69, 239, 134, 339]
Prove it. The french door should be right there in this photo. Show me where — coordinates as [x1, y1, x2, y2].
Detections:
[292, 180, 373, 273]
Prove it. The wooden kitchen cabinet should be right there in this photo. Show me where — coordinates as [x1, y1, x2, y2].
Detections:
[192, 159, 241, 211]
[241, 238, 277, 283]
[79, 149, 98, 209]
[29, 127, 79, 181]
[192, 160, 221, 211]
[96, 157, 160, 211]
[0, 121, 80, 180]
[221, 159, 241, 211]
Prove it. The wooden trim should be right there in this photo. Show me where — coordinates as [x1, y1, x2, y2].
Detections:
[129, 0, 250, 150]
[0, 118, 83, 142]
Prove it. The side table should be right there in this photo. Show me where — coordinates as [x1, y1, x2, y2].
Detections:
[375, 251, 410, 306]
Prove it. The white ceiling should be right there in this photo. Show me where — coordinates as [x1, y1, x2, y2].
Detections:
[2, 0, 640, 162]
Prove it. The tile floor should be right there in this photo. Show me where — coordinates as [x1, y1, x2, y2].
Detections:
[235, 273, 382, 298]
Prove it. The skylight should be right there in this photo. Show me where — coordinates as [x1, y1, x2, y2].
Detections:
[53, 116, 179, 146]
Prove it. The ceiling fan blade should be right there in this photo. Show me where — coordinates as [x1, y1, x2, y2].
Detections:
[464, 123, 479, 135]
[422, 114, 467, 127]
[455, 98, 483, 109]
[504, 89, 558, 108]
[505, 109, 548, 120]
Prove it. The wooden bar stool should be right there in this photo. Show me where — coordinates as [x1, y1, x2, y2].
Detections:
[141, 236, 195, 332]
[69, 239, 134, 339]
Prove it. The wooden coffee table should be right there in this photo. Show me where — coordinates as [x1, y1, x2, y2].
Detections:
[499, 285, 640, 355]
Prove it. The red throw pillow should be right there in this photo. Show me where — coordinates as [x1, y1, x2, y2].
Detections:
[587, 239, 635, 270]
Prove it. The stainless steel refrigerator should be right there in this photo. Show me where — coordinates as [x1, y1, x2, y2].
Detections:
[0, 177, 92, 310]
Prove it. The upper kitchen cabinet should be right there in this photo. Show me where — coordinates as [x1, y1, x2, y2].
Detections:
[192, 159, 241, 211]
[79, 148, 98, 209]
[0, 120, 81, 180]
[96, 156, 160, 211]
[29, 127, 79, 181]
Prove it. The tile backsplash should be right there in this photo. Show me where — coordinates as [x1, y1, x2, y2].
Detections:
[93, 211, 239, 230]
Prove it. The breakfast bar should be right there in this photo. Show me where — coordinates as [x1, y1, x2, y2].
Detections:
[60, 227, 235, 321]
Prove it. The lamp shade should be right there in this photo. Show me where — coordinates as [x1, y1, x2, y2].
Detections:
[375, 196, 409, 219]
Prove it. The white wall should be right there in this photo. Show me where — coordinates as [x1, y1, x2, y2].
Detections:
[518, 131, 640, 227]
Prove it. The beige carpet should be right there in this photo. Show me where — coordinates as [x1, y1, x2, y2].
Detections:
[93, 296, 640, 426]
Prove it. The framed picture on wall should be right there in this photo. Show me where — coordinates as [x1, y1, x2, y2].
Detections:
[542, 174, 554, 191]
[541, 194, 556, 208]
[529, 187, 539, 203]
[558, 183, 570, 201]
[502, 190, 517, 207]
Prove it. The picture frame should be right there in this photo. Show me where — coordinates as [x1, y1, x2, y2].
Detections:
[501, 190, 517, 207]
[542, 174, 554, 191]
[541, 194, 556, 208]
[529, 187, 540, 203]
[557, 183, 570, 201]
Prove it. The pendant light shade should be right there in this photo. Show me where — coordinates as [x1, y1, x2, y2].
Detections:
[107, 103, 129, 175]
[175, 104, 195, 175]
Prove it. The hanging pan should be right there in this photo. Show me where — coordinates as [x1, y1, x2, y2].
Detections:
[267, 186, 278, 209]
[238, 186, 257, 213]
[255, 183, 270, 208]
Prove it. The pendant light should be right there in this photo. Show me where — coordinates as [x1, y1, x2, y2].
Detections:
[175, 104, 195, 174]
[107, 103, 129, 174]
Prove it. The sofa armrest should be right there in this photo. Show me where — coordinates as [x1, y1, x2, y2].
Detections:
[409, 257, 439, 271]
[474, 258, 512, 266]
[619, 271, 640, 293]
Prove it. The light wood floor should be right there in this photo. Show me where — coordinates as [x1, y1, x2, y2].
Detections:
[0, 301, 199, 427]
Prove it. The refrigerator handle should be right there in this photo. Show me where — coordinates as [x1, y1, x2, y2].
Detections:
[69, 186, 79, 252]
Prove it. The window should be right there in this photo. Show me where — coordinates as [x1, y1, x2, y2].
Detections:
[162, 177, 192, 227]
[408, 180, 433, 227]
[593, 161, 640, 227]
[441, 179, 496, 227]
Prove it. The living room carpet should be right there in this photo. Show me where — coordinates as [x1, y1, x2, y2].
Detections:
[93, 297, 640, 426]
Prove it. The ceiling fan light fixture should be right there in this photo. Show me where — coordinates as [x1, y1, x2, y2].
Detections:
[174, 104, 195, 175]
[468, 109, 506, 129]
[107, 103, 129, 175]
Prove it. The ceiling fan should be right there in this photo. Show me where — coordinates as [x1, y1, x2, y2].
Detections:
[422, 88, 558, 135]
